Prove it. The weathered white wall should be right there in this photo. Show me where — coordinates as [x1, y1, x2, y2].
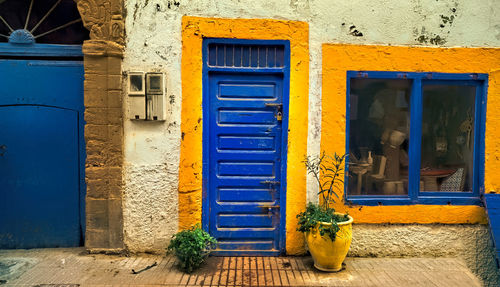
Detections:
[122, 0, 500, 266]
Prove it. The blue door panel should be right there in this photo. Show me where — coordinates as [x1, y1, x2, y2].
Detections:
[219, 84, 277, 99]
[0, 59, 84, 249]
[218, 188, 275, 202]
[208, 72, 284, 255]
[218, 241, 274, 251]
[0, 60, 84, 110]
[218, 214, 273, 228]
[214, 204, 276, 213]
[218, 136, 275, 151]
[212, 229, 277, 239]
[218, 162, 275, 176]
[219, 109, 276, 124]
[0, 106, 80, 248]
[210, 126, 275, 134]
[216, 153, 278, 161]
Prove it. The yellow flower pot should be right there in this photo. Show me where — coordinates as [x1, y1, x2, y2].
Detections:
[305, 214, 353, 272]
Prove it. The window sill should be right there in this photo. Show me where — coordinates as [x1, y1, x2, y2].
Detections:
[346, 196, 482, 206]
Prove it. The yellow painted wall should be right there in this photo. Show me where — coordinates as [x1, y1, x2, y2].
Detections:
[178, 16, 309, 254]
[322, 44, 500, 224]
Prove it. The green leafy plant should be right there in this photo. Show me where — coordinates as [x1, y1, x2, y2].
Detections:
[297, 152, 349, 241]
[167, 224, 217, 273]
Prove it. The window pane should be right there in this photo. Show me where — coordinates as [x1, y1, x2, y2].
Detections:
[349, 78, 411, 195]
[421, 84, 475, 192]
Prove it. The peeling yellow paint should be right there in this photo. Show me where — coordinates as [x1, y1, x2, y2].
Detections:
[179, 16, 309, 254]
[322, 44, 500, 224]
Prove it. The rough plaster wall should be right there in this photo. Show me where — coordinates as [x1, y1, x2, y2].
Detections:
[123, 163, 178, 252]
[122, 0, 500, 252]
[350, 224, 500, 286]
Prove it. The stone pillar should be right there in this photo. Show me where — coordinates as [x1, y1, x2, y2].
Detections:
[83, 41, 124, 250]
[75, 0, 125, 252]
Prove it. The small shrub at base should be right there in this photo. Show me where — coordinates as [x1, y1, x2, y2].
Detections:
[167, 224, 217, 273]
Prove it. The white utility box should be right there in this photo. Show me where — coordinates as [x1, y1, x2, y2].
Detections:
[146, 73, 165, 121]
[128, 72, 146, 120]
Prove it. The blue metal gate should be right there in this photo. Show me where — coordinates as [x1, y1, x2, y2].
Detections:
[0, 59, 85, 248]
[203, 39, 290, 255]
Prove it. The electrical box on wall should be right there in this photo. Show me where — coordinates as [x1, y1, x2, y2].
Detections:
[128, 72, 146, 120]
[146, 73, 165, 121]
[127, 71, 166, 121]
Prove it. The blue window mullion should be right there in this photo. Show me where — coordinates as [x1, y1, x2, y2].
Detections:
[344, 73, 352, 201]
[473, 81, 486, 197]
[409, 77, 423, 202]
[472, 84, 480, 196]
[480, 79, 488, 196]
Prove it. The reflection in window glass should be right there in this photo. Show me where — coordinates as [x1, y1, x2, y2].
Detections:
[421, 85, 475, 192]
[349, 79, 411, 195]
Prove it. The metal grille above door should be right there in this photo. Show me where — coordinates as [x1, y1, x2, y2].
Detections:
[207, 43, 285, 68]
[0, 0, 89, 45]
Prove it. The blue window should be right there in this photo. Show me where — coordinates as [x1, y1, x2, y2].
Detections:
[346, 71, 487, 206]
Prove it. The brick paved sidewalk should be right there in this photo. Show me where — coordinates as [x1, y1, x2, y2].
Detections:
[0, 248, 481, 286]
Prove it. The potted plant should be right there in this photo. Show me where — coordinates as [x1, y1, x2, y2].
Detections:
[167, 224, 217, 273]
[297, 153, 353, 272]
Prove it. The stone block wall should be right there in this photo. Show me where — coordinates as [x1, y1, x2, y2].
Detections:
[83, 42, 124, 251]
[75, 0, 126, 251]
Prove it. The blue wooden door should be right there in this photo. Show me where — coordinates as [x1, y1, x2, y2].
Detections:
[484, 194, 500, 269]
[204, 40, 290, 255]
[0, 60, 84, 248]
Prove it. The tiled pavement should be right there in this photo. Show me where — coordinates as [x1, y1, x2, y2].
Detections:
[0, 248, 481, 286]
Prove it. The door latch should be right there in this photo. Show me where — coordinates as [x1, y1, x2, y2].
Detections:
[276, 111, 282, 121]
[265, 103, 283, 122]
[265, 103, 282, 108]
[258, 204, 280, 214]
[260, 180, 280, 185]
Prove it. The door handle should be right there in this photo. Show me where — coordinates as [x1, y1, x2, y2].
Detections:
[0, 145, 5, 156]
[265, 103, 283, 108]
[258, 204, 281, 214]
[259, 205, 280, 209]
[265, 103, 283, 122]
[260, 180, 280, 185]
